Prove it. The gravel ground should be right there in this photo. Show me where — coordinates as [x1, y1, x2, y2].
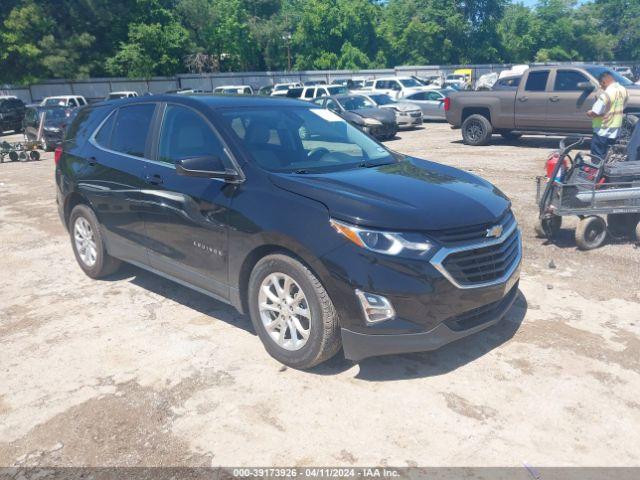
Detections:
[0, 123, 639, 468]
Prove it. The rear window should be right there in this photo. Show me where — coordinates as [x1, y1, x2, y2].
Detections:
[109, 104, 155, 157]
[525, 71, 549, 92]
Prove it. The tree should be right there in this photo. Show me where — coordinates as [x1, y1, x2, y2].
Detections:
[498, 3, 541, 63]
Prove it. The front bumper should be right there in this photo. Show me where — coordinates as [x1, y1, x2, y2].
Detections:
[342, 282, 519, 361]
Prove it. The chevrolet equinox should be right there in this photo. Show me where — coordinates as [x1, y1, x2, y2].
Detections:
[56, 95, 521, 369]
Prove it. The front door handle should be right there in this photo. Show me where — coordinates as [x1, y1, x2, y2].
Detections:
[549, 96, 560, 102]
[87, 156, 97, 166]
[146, 173, 163, 185]
[518, 96, 528, 102]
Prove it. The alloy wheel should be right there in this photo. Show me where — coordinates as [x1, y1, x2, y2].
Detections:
[258, 272, 311, 351]
[74, 217, 97, 267]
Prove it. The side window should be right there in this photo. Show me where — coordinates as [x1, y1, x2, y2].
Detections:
[316, 88, 328, 97]
[243, 88, 252, 95]
[304, 88, 315, 99]
[78, 98, 86, 106]
[525, 71, 549, 92]
[408, 92, 426, 100]
[94, 111, 116, 148]
[158, 105, 226, 165]
[554, 70, 588, 91]
[110, 104, 155, 157]
[374, 80, 385, 89]
[392, 81, 402, 91]
[326, 99, 339, 112]
[311, 98, 325, 107]
[426, 92, 441, 101]
[68, 99, 78, 107]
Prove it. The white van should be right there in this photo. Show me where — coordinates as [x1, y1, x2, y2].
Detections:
[40, 95, 87, 108]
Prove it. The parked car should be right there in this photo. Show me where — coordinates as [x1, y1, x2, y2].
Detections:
[23, 105, 77, 151]
[258, 85, 274, 96]
[56, 95, 521, 368]
[312, 94, 398, 140]
[613, 66, 634, 81]
[443, 74, 469, 90]
[0, 97, 26, 133]
[288, 85, 348, 100]
[303, 80, 327, 86]
[331, 78, 366, 90]
[40, 95, 87, 108]
[401, 90, 450, 120]
[213, 85, 254, 95]
[369, 77, 428, 99]
[166, 89, 207, 95]
[106, 91, 138, 100]
[364, 93, 423, 129]
[446, 65, 640, 145]
[492, 75, 521, 90]
[271, 83, 303, 96]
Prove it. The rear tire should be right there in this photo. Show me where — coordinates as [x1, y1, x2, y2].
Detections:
[575, 216, 607, 250]
[607, 213, 640, 238]
[535, 215, 562, 238]
[462, 114, 493, 146]
[69, 204, 121, 278]
[635, 221, 640, 243]
[248, 254, 341, 369]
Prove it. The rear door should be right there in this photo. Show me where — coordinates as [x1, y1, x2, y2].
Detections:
[546, 69, 596, 133]
[515, 70, 551, 129]
[82, 103, 157, 263]
[139, 103, 233, 298]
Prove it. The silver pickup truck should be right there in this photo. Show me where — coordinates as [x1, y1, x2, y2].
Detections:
[446, 65, 640, 146]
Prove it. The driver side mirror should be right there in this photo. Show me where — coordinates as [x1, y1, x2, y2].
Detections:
[577, 81, 595, 91]
[176, 156, 242, 183]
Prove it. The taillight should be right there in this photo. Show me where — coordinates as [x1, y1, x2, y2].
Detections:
[443, 97, 451, 111]
[54, 146, 63, 165]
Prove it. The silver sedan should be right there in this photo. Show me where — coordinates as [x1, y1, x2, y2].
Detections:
[400, 89, 450, 120]
[364, 93, 423, 129]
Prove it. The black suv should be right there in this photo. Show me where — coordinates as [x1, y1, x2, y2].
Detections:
[0, 97, 26, 133]
[56, 95, 521, 369]
[23, 106, 78, 151]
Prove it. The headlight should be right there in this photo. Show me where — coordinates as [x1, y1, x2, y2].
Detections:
[330, 219, 434, 256]
[362, 117, 382, 126]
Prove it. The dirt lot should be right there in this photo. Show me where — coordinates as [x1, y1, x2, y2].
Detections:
[0, 123, 639, 468]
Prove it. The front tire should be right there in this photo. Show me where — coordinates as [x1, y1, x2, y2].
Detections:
[69, 204, 121, 278]
[248, 254, 341, 369]
[461, 114, 493, 146]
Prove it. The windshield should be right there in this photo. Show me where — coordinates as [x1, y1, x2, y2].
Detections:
[339, 96, 375, 110]
[368, 94, 394, 105]
[43, 98, 68, 106]
[327, 86, 347, 95]
[219, 107, 395, 174]
[585, 67, 633, 86]
[399, 79, 421, 87]
[274, 85, 289, 91]
[108, 93, 127, 99]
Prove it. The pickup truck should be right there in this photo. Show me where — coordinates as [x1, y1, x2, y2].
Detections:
[445, 65, 640, 146]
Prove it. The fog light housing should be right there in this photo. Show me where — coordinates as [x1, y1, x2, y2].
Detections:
[355, 290, 395, 324]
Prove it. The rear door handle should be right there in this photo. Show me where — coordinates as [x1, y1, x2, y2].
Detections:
[145, 173, 163, 185]
[518, 96, 528, 102]
[549, 96, 560, 102]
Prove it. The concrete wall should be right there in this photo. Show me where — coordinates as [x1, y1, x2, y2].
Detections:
[1, 61, 636, 104]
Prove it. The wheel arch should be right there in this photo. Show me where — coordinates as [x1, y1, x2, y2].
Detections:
[462, 106, 492, 124]
[63, 191, 91, 228]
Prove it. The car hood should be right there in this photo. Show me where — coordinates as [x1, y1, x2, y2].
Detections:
[270, 157, 510, 231]
[349, 107, 396, 124]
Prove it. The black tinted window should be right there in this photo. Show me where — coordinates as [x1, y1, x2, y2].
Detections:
[94, 111, 116, 147]
[525, 71, 549, 92]
[110, 104, 155, 157]
[554, 70, 588, 91]
[158, 105, 225, 165]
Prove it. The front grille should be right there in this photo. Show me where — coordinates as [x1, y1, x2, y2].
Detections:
[440, 227, 520, 286]
[428, 210, 515, 246]
[409, 111, 421, 118]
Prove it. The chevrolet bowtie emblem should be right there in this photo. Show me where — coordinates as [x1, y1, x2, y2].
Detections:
[486, 225, 503, 238]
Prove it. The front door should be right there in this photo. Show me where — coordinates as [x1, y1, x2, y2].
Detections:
[140, 103, 232, 299]
[546, 69, 597, 133]
[515, 70, 551, 129]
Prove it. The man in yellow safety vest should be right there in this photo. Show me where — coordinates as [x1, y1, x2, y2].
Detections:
[587, 71, 629, 159]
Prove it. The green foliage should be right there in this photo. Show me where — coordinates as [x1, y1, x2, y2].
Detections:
[0, 0, 637, 84]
